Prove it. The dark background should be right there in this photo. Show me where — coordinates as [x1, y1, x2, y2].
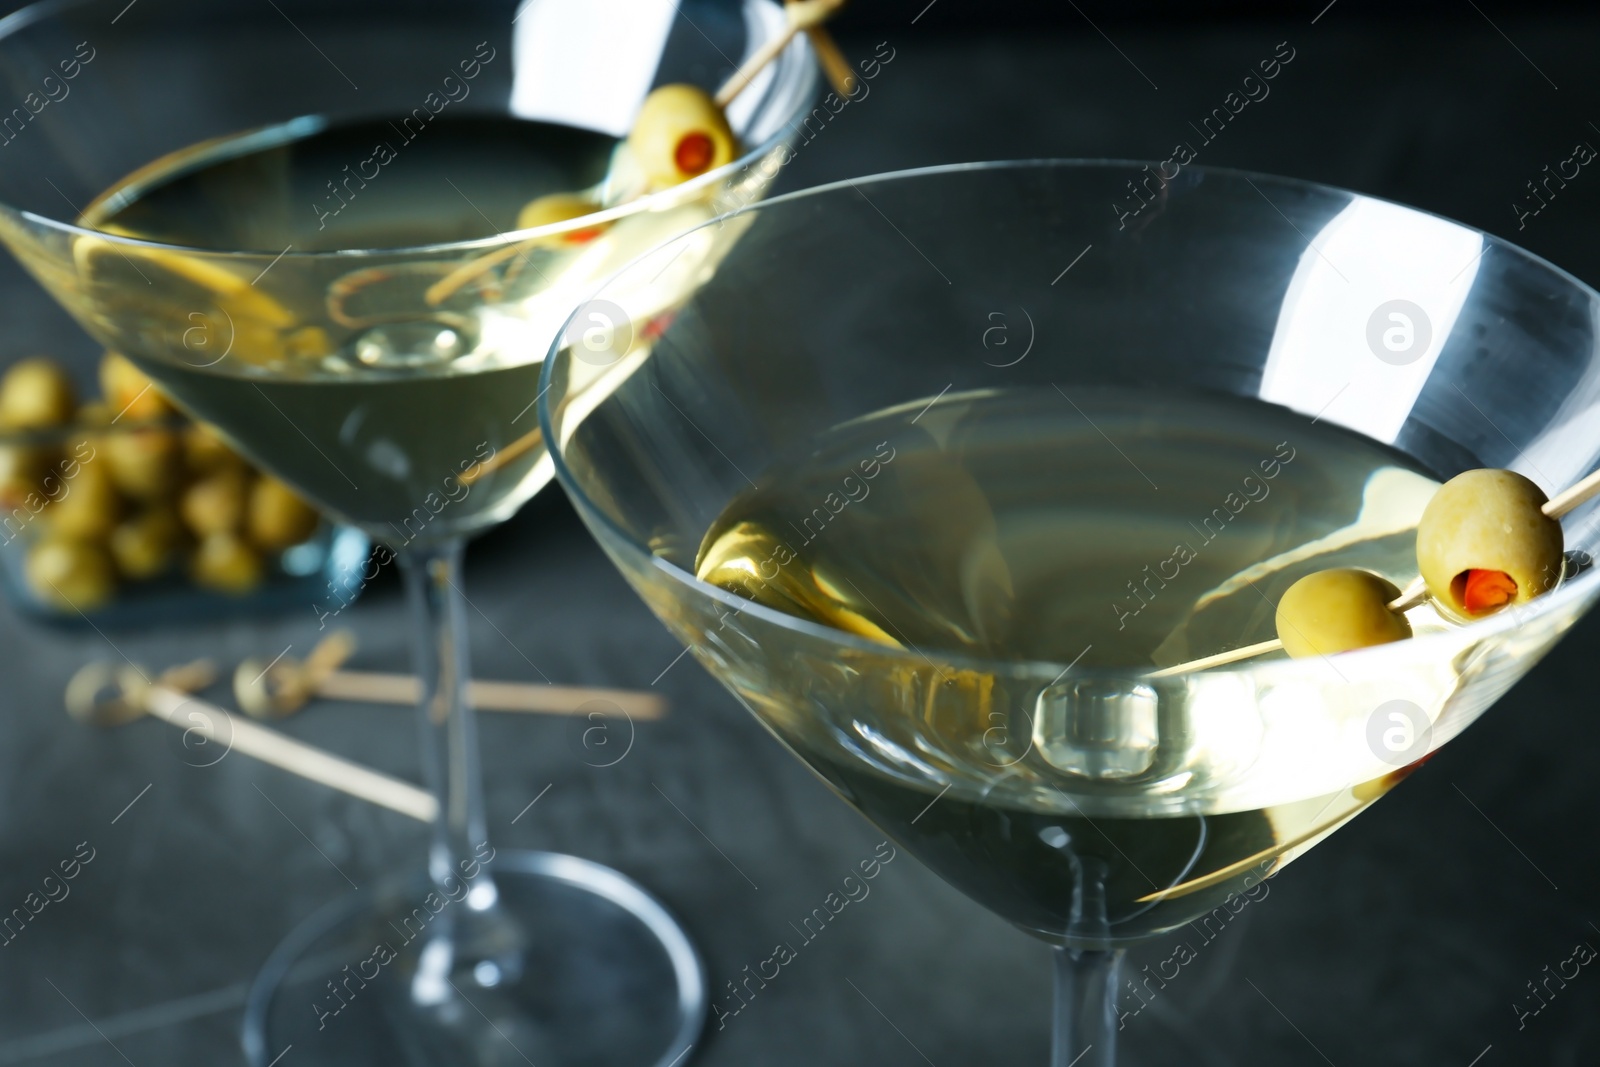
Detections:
[1, 2, 1598, 1065]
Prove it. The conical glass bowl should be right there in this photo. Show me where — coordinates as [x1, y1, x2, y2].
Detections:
[541, 160, 1600, 1066]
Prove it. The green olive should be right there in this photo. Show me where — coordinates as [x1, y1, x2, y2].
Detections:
[1275, 568, 1412, 658]
[1416, 468, 1563, 618]
[190, 531, 264, 594]
[183, 422, 245, 476]
[628, 84, 738, 189]
[695, 520, 900, 647]
[102, 428, 180, 501]
[110, 506, 182, 580]
[75, 401, 112, 427]
[516, 192, 604, 243]
[25, 538, 116, 611]
[99, 351, 174, 421]
[0, 445, 44, 508]
[247, 476, 319, 550]
[45, 458, 119, 541]
[63, 403, 113, 479]
[180, 467, 248, 537]
[0, 357, 76, 430]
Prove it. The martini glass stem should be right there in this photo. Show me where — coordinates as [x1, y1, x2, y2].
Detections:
[1051, 947, 1124, 1067]
[400, 539, 520, 1004]
[402, 540, 491, 893]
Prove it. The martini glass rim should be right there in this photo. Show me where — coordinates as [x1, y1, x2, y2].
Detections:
[540, 156, 1600, 684]
[0, 0, 819, 259]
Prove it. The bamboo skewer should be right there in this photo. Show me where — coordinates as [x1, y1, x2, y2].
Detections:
[65, 659, 436, 822]
[1146, 638, 1288, 680]
[1540, 465, 1600, 518]
[714, 0, 848, 108]
[1147, 578, 1427, 679]
[803, 23, 859, 99]
[68, 634, 665, 818]
[66, 635, 666, 818]
[307, 672, 664, 719]
[458, 426, 542, 487]
[1147, 466, 1600, 678]
[424, 240, 531, 307]
[141, 685, 438, 822]
[233, 631, 665, 721]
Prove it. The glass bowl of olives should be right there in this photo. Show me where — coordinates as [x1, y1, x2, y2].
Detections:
[0, 351, 370, 626]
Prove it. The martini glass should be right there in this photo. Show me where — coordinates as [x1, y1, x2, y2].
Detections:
[541, 161, 1600, 1065]
[0, 1, 816, 1064]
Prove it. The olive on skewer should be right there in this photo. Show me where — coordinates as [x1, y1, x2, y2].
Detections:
[1269, 468, 1567, 658]
[515, 193, 604, 240]
[1415, 468, 1564, 618]
[1274, 568, 1413, 658]
[627, 84, 739, 191]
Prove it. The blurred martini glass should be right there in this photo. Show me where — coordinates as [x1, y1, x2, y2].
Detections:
[0, 0, 817, 1063]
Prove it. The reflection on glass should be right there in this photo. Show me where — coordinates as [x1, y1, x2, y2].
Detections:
[1259, 197, 1481, 444]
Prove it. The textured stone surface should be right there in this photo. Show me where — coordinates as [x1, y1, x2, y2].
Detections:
[1, 7, 1598, 1065]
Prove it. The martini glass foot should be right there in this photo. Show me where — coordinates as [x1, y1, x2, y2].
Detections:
[242, 851, 705, 1067]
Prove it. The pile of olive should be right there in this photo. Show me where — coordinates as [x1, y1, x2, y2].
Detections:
[1275, 468, 1565, 658]
[0, 353, 321, 612]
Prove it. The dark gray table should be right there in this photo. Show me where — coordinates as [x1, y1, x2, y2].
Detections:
[2, 9, 1598, 1065]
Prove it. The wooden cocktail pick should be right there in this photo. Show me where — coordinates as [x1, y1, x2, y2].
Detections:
[458, 426, 540, 488]
[66, 658, 219, 727]
[1149, 465, 1600, 677]
[233, 631, 666, 721]
[790, 0, 857, 100]
[65, 659, 437, 822]
[234, 630, 356, 720]
[716, 0, 850, 107]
